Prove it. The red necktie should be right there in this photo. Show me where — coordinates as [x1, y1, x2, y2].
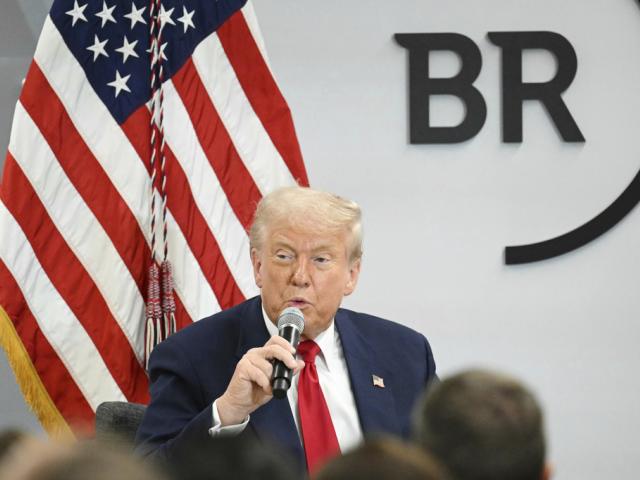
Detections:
[297, 340, 341, 474]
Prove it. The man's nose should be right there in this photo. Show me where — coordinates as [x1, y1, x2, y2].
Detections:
[291, 258, 311, 287]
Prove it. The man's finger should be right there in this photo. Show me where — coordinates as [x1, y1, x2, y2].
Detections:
[260, 344, 299, 369]
[245, 364, 272, 393]
[265, 334, 296, 354]
[247, 356, 274, 379]
[293, 359, 305, 375]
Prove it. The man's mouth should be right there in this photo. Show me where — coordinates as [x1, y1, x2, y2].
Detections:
[287, 298, 310, 308]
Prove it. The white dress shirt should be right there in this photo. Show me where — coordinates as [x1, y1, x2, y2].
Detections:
[210, 308, 363, 453]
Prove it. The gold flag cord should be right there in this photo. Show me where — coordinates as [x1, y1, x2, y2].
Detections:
[0, 305, 72, 437]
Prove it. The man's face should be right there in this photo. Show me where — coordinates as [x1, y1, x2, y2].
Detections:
[251, 220, 361, 339]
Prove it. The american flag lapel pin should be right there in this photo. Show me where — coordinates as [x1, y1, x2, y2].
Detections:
[372, 374, 385, 388]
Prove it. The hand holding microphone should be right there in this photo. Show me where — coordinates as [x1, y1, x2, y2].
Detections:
[216, 307, 305, 426]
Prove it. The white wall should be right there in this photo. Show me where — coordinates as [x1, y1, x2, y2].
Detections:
[2, 0, 640, 478]
[250, 1, 640, 478]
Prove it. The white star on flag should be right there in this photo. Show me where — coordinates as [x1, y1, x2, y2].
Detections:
[124, 2, 147, 30]
[116, 36, 139, 63]
[86, 34, 109, 62]
[158, 42, 168, 62]
[107, 70, 132, 97]
[158, 5, 176, 30]
[95, 1, 117, 28]
[177, 6, 195, 34]
[65, 0, 88, 27]
[147, 41, 168, 64]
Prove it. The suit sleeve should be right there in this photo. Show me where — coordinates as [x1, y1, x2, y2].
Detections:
[424, 335, 437, 383]
[134, 337, 215, 460]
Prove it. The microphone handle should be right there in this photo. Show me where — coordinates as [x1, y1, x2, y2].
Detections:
[272, 325, 301, 399]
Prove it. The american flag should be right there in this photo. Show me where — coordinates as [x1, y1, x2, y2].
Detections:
[0, 0, 308, 434]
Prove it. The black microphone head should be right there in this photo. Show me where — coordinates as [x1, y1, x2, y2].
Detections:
[277, 307, 304, 334]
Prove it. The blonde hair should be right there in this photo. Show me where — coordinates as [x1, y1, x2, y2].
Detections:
[249, 186, 363, 263]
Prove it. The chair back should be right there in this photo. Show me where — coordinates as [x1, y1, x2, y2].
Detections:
[95, 401, 147, 447]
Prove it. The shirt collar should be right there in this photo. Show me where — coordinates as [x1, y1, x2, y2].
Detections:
[261, 306, 339, 373]
[262, 306, 279, 337]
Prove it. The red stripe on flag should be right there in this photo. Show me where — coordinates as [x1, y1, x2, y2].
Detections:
[20, 62, 149, 300]
[0, 258, 94, 425]
[217, 11, 309, 186]
[171, 58, 262, 229]
[1, 155, 149, 403]
[122, 107, 246, 310]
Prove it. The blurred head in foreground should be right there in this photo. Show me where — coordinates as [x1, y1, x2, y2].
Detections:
[0, 439, 163, 480]
[414, 369, 551, 480]
[314, 437, 448, 480]
[0, 429, 30, 467]
[166, 435, 297, 480]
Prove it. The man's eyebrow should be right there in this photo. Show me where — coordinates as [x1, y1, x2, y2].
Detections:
[272, 239, 294, 249]
[310, 244, 341, 255]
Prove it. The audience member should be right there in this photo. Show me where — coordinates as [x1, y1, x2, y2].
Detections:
[413, 369, 551, 480]
[0, 439, 164, 480]
[315, 437, 448, 480]
[166, 434, 298, 480]
[0, 428, 29, 466]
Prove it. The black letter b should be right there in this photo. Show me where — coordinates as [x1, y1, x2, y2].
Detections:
[395, 33, 487, 144]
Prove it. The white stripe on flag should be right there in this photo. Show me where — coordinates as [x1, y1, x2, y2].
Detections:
[0, 202, 126, 409]
[192, 31, 298, 195]
[163, 80, 259, 299]
[9, 102, 145, 361]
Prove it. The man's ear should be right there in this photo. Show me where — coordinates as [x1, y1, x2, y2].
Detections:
[541, 462, 553, 480]
[343, 257, 361, 296]
[250, 248, 263, 289]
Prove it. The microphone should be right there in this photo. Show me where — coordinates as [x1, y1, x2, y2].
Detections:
[271, 307, 304, 399]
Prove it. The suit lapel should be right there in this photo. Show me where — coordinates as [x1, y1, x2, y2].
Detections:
[335, 310, 401, 437]
[234, 298, 305, 466]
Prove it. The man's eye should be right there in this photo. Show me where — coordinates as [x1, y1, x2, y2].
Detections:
[314, 257, 330, 264]
[276, 253, 292, 260]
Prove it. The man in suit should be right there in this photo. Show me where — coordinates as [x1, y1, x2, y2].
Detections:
[135, 187, 437, 473]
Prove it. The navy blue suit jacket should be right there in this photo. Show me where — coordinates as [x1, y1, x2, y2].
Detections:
[135, 296, 436, 469]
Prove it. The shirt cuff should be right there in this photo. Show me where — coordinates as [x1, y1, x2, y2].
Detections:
[208, 399, 250, 437]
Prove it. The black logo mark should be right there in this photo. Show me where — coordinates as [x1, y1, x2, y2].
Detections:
[396, 29, 640, 264]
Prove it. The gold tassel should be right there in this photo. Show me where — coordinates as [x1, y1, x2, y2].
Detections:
[0, 306, 72, 438]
